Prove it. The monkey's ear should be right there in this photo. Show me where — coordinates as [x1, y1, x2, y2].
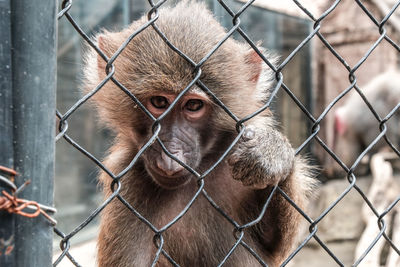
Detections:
[245, 50, 263, 83]
[97, 35, 110, 74]
[96, 33, 119, 77]
[335, 108, 348, 135]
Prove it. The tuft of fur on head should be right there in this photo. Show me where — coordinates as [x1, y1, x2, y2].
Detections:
[83, 1, 278, 133]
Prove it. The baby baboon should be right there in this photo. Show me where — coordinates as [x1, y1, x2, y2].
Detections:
[84, 1, 315, 266]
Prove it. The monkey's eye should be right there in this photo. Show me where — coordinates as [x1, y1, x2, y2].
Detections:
[150, 96, 169, 109]
[185, 99, 203, 112]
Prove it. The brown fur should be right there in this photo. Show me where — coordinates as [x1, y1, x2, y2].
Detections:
[84, 1, 316, 266]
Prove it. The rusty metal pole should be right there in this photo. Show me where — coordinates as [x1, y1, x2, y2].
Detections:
[0, 0, 15, 265]
[0, 0, 57, 266]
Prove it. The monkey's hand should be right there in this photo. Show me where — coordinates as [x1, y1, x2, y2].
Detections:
[228, 126, 295, 189]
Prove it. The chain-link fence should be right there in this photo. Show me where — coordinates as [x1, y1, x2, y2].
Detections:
[1, 0, 400, 266]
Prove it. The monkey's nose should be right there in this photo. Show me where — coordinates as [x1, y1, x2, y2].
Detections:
[157, 151, 185, 177]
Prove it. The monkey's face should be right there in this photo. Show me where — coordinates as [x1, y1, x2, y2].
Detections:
[141, 92, 213, 189]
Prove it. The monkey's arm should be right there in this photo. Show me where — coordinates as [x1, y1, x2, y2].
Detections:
[228, 117, 295, 188]
[228, 119, 313, 265]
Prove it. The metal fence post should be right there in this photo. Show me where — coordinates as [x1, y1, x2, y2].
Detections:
[0, 0, 15, 266]
[0, 0, 57, 266]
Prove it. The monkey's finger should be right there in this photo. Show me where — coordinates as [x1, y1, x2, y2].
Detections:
[231, 162, 254, 182]
[227, 154, 240, 165]
[242, 178, 269, 189]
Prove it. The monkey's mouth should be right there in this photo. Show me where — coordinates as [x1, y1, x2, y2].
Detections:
[148, 168, 192, 189]
[151, 172, 190, 189]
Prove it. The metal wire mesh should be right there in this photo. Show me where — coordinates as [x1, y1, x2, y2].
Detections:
[54, 0, 400, 266]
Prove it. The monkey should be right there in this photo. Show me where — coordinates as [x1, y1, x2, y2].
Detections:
[333, 70, 400, 170]
[84, 1, 316, 266]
